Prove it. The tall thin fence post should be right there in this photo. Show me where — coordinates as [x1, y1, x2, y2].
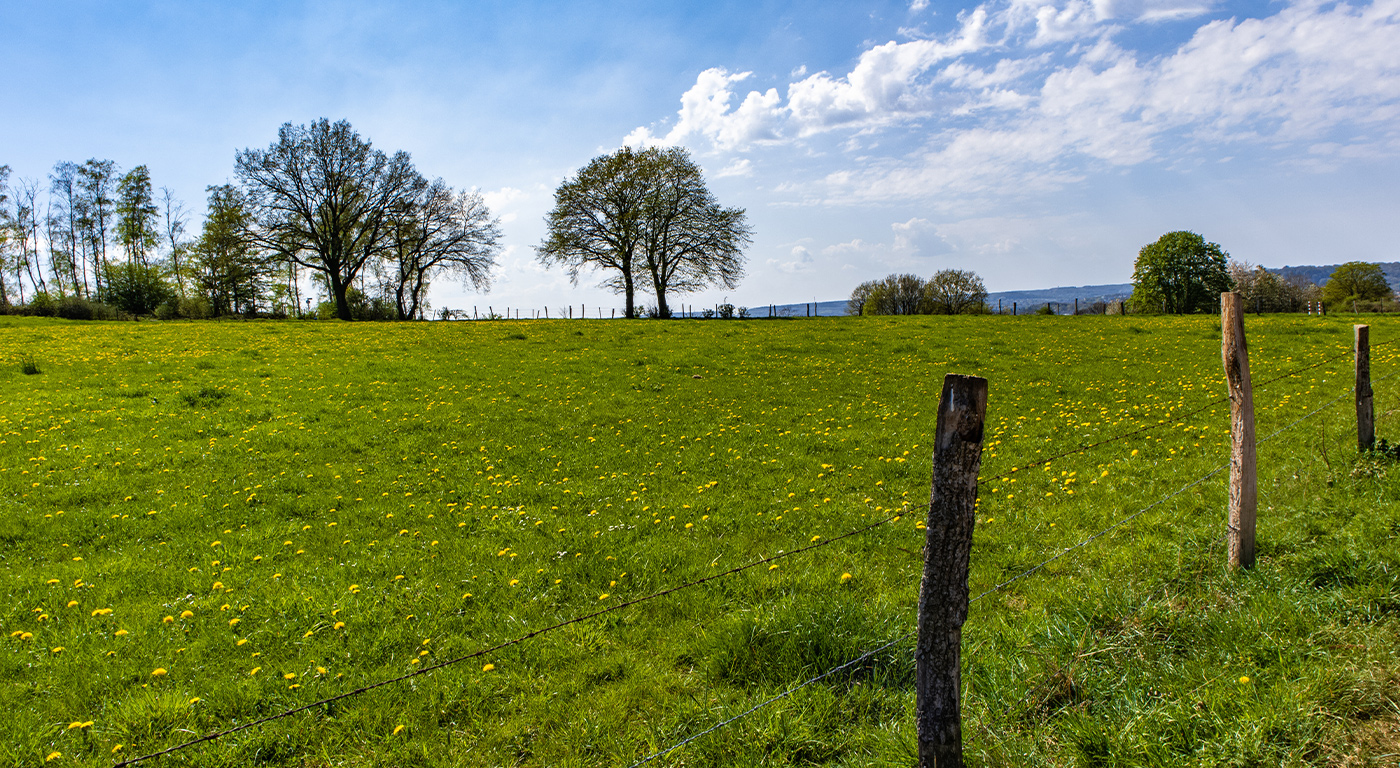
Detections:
[1221, 292, 1257, 569]
[1356, 324, 1374, 451]
[917, 373, 987, 768]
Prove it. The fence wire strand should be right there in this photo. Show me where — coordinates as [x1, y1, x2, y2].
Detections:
[112, 334, 1390, 768]
[981, 338, 1382, 479]
[623, 358, 1398, 765]
[111, 514, 900, 767]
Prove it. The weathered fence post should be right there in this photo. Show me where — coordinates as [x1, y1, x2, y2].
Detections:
[1012, 301, 1016, 315]
[917, 373, 987, 768]
[1074, 298, 1078, 315]
[1221, 292, 1257, 570]
[1356, 324, 1374, 451]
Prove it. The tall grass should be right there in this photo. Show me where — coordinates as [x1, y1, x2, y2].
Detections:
[0, 314, 1395, 766]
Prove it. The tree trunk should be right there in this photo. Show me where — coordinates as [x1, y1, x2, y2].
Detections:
[332, 273, 352, 320]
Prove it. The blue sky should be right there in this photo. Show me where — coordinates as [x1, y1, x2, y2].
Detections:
[3, 0, 1397, 312]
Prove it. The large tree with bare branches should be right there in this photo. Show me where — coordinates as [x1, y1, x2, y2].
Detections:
[235, 119, 419, 320]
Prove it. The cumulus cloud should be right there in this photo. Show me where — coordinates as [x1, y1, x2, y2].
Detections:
[625, 0, 1399, 214]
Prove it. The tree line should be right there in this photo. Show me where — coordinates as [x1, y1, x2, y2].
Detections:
[847, 231, 1395, 318]
[0, 121, 750, 321]
[1128, 231, 1394, 314]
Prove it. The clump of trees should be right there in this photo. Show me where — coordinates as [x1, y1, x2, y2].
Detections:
[846, 269, 988, 315]
[0, 119, 501, 320]
[1227, 260, 1319, 313]
[536, 146, 750, 319]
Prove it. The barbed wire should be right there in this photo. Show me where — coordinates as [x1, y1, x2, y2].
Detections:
[620, 359, 1400, 765]
[980, 339, 1381, 479]
[111, 513, 900, 767]
[112, 338, 1391, 767]
[626, 631, 916, 767]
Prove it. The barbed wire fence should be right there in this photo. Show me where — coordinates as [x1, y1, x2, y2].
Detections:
[111, 322, 1392, 767]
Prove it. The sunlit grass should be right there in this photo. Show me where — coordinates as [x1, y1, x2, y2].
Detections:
[1, 313, 1396, 766]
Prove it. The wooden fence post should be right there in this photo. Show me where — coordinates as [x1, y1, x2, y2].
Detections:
[1221, 292, 1257, 570]
[1356, 324, 1374, 451]
[917, 373, 987, 768]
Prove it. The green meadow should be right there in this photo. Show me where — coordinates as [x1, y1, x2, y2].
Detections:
[1, 314, 1397, 767]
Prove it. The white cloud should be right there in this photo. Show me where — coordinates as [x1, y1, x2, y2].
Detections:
[715, 158, 754, 177]
[814, 0, 1400, 206]
[892, 217, 957, 256]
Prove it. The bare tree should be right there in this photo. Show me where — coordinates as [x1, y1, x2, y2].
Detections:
[0, 165, 10, 305]
[637, 147, 749, 318]
[235, 119, 419, 320]
[77, 159, 118, 297]
[159, 187, 189, 299]
[12, 178, 48, 300]
[49, 162, 87, 296]
[537, 147, 648, 318]
[388, 179, 500, 320]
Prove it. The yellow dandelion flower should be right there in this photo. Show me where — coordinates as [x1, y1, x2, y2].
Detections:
[840, 573, 853, 582]
[180, 610, 193, 619]
[250, 666, 261, 675]
[284, 672, 296, 680]
[392, 725, 405, 735]
[162, 615, 174, 624]
[151, 667, 167, 676]
[482, 663, 495, 672]
[46, 752, 61, 762]
[334, 621, 345, 630]
[237, 638, 248, 646]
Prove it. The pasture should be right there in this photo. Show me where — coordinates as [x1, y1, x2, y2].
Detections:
[1, 314, 1397, 766]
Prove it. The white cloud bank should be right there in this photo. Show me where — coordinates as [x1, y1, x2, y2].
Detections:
[626, 0, 1400, 205]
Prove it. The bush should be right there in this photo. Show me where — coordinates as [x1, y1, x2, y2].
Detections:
[55, 296, 126, 321]
[103, 262, 175, 316]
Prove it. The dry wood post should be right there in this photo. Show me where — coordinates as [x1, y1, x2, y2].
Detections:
[917, 373, 987, 768]
[1221, 292, 1257, 570]
[1356, 324, 1374, 451]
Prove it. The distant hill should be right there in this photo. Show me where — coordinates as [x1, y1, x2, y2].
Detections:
[748, 262, 1398, 317]
[1273, 262, 1400, 288]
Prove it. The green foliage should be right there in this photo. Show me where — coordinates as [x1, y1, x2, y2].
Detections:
[115, 165, 161, 265]
[851, 270, 988, 315]
[1321, 261, 1392, 310]
[19, 354, 39, 375]
[191, 185, 270, 316]
[1130, 231, 1232, 314]
[538, 146, 749, 319]
[102, 262, 175, 316]
[1, 315, 1397, 766]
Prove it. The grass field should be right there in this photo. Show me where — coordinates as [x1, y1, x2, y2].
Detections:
[2, 313, 1398, 767]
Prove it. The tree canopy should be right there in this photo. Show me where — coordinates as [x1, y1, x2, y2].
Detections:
[1129, 231, 1232, 314]
[537, 146, 748, 318]
[235, 119, 423, 320]
[1321, 261, 1391, 308]
[847, 270, 988, 315]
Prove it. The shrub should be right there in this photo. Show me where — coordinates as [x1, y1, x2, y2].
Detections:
[103, 262, 175, 316]
[20, 355, 40, 375]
